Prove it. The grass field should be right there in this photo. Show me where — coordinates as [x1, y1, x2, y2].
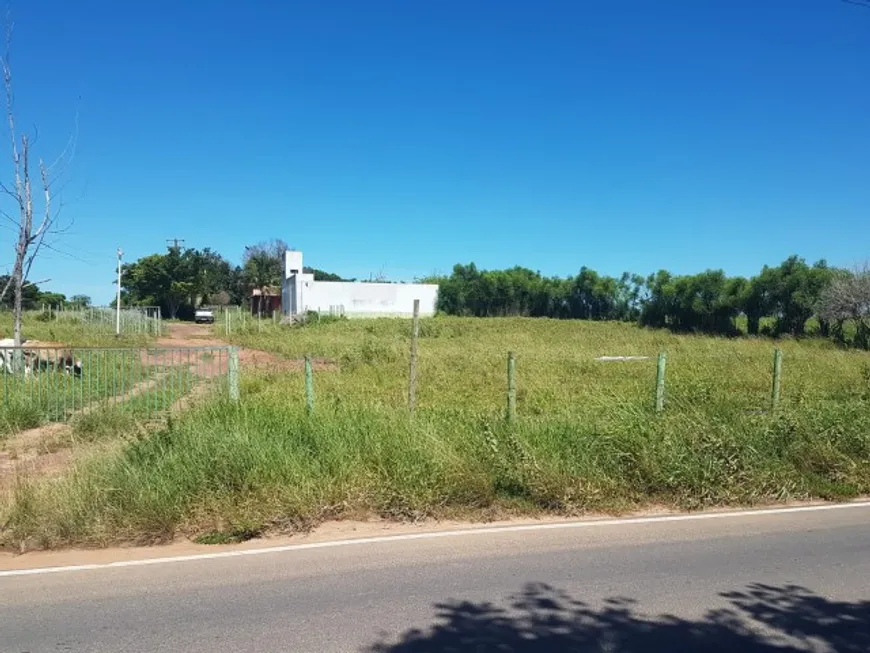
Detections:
[2, 316, 870, 550]
[223, 317, 868, 417]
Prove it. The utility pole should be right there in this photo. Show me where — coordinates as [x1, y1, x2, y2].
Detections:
[116, 247, 123, 336]
[166, 238, 185, 250]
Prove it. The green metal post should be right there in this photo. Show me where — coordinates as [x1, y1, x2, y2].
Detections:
[304, 354, 314, 414]
[162, 350, 168, 411]
[228, 347, 240, 401]
[408, 299, 420, 416]
[507, 351, 517, 422]
[655, 352, 667, 413]
[63, 348, 69, 417]
[771, 348, 782, 411]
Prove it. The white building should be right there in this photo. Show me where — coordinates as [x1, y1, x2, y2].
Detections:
[282, 251, 439, 318]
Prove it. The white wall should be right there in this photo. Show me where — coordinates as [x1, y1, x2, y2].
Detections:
[301, 281, 438, 317]
[281, 250, 439, 318]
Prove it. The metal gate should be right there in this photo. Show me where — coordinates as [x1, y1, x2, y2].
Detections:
[1, 345, 238, 423]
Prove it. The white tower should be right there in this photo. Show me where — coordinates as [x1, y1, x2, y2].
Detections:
[282, 250, 304, 316]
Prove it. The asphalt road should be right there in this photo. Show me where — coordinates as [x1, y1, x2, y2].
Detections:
[3, 504, 869, 653]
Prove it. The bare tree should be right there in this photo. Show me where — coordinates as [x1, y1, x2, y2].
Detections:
[242, 239, 290, 266]
[817, 263, 870, 349]
[0, 20, 72, 346]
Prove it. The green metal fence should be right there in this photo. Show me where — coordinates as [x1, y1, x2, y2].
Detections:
[41, 306, 163, 336]
[1, 345, 236, 423]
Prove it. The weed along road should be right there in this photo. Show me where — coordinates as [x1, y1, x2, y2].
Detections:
[3, 503, 870, 653]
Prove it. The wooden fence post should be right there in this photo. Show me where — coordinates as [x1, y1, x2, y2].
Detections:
[771, 348, 782, 411]
[655, 352, 667, 413]
[507, 351, 517, 422]
[408, 299, 420, 416]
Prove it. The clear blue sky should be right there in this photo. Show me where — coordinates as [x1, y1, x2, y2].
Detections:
[3, 0, 868, 303]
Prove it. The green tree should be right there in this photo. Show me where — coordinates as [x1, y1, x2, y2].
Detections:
[241, 240, 349, 302]
[765, 256, 833, 336]
[243, 251, 282, 316]
[122, 247, 238, 319]
[638, 270, 674, 329]
[36, 291, 67, 308]
[241, 239, 286, 286]
[742, 267, 777, 336]
[0, 276, 41, 310]
[69, 294, 91, 309]
[640, 270, 743, 335]
[568, 267, 620, 320]
[305, 268, 352, 282]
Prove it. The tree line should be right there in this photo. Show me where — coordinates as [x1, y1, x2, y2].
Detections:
[0, 276, 91, 312]
[426, 256, 870, 349]
[14, 242, 869, 350]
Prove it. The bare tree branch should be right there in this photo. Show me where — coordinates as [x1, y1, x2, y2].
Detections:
[0, 270, 10, 303]
[20, 157, 51, 282]
[3, 22, 21, 204]
[0, 15, 70, 346]
[45, 109, 78, 178]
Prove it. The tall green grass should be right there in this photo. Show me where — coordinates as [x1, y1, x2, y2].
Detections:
[0, 397, 43, 437]
[0, 310, 153, 347]
[2, 317, 869, 550]
[4, 394, 869, 550]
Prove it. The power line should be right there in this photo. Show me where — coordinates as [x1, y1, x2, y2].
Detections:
[38, 242, 109, 266]
[166, 238, 185, 249]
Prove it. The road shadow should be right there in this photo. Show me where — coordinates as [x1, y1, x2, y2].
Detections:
[365, 583, 870, 652]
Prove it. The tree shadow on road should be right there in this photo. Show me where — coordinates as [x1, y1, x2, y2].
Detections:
[365, 583, 870, 652]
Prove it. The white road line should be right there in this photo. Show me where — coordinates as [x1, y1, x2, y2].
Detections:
[2, 500, 870, 579]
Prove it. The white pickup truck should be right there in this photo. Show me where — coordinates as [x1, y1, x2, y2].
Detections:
[194, 308, 215, 324]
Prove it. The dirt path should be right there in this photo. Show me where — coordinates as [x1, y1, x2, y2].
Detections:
[157, 322, 332, 372]
[156, 322, 227, 347]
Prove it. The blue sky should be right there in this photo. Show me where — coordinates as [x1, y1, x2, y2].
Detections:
[2, 0, 868, 303]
